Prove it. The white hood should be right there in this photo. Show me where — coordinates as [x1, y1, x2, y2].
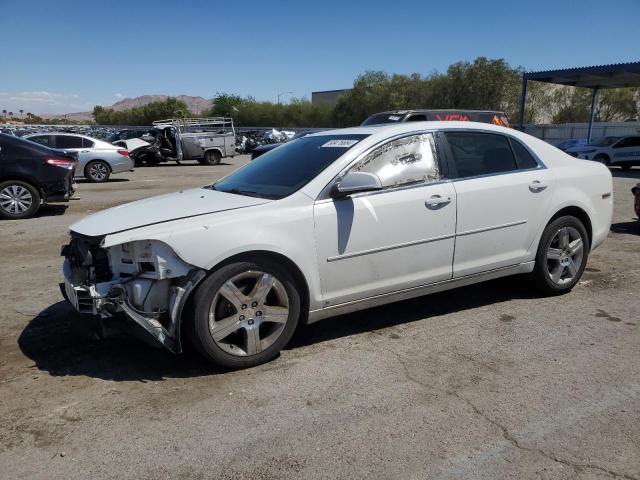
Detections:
[70, 188, 271, 237]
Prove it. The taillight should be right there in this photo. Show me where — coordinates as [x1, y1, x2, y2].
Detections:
[117, 149, 130, 157]
[45, 158, 76, 170]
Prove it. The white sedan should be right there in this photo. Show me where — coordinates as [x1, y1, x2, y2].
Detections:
[566, 135, 640, 170]
[61, 122, 613, 368]
[24, 132, 134, 182]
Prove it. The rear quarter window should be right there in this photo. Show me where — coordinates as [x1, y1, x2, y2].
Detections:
[509, 138, 539, 169]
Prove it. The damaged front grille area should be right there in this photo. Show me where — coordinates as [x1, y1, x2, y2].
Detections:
[61, 233, 207, 354]
[61, 232, 112, 283]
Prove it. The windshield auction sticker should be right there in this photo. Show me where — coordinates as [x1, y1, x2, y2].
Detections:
[321, 139, 359, 148]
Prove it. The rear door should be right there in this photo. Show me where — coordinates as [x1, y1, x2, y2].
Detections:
[54, 135, 92, 165]
[443, 131, 553, 277]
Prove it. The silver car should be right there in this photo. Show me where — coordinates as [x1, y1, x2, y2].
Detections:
[24, 133, 135, 182]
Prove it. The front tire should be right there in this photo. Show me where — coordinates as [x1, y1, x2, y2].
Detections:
[85, 160, 111, 182]
[0, 180, 41, 219]
[187, 259, 301, 369]
[530, 216, 589, 295]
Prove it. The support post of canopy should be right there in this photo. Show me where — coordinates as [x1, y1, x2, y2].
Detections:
[587, 87, 599, 143]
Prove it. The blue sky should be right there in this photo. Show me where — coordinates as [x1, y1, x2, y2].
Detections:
[1, 0, 638, 114]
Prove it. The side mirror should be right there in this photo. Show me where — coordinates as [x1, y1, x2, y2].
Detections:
[331, 171, 382, 198]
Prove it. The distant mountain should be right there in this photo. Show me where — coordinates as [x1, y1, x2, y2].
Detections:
[43, 95, 213, 121]
[109, 95, 212, 114]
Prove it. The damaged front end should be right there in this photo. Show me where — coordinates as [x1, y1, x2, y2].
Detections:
[61, 233, 205, 353]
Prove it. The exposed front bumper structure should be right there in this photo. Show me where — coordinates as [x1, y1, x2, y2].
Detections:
[61, 234, 205, 353]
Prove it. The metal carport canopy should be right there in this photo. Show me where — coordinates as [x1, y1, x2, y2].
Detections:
[518, 61, 640, 141]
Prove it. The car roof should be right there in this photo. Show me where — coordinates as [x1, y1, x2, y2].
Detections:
[308, 120, 516, 139]
[376, 109, 505, 115]
[24, 131, 112, 146]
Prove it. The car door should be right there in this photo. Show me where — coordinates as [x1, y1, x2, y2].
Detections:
[443, 131, 553, 278]
[314, 132, 457, 306]
[54, 134, 91, 168]
[610, 136, 640, 166]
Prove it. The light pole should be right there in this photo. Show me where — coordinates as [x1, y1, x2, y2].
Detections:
[277, 91, 292, 105]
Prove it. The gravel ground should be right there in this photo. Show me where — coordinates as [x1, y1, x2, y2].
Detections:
[1, 158, 639, 480]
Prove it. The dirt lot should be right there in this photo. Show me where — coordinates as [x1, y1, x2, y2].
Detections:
[1, 157, 639, 479]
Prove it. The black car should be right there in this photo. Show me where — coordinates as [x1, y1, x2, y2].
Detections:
[105, 129, 149, 143]
[250, 130, 314, 160]
[0, 133, 77, 219]
[361, 109, 510, 127]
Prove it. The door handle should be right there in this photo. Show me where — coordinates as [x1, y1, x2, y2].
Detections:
[529, 180, 547, 192]
[81, 150, 90, 153]
[425, 195, 452, 207]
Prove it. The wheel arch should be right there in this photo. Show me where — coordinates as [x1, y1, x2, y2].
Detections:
[213, 250, 310, 320]
[179, 249, 311, 348]
[85, 158, 112, 171]
[546, 205, 593, 248]
[204, 148, 223, 158]
[0, 176, 44, 199]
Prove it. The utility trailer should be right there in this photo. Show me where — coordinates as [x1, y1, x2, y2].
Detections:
[148, 117, 236, 165]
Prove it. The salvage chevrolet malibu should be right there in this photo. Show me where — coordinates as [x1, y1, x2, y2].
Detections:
[61, 122, 613, 368]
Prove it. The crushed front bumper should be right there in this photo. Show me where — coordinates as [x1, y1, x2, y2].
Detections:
[61, 246, 205, 354]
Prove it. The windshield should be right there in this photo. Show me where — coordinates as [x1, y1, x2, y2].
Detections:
[212, 134, 369, 199]
[589, 136, 619, 147]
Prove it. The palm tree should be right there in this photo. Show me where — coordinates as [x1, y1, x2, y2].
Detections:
[19, 109, 24, 118]
[1, 109, 6, 118]
[8, 111, 13, 118]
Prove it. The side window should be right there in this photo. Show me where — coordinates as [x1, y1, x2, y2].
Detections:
[348, 133, 439, 189]
[82, 137, 95, 148]
[612, 137, 640, 148]
[406, 114, 427, 122]
[28, 135, 50, 147]
[55, 135, 83, 149]
[445, 132, 518, 178]
[509, 138, 539, 169]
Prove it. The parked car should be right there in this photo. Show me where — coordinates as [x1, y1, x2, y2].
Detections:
[361, 109, 510, 127]
[23, 133, 134, 182]
[105, 128, 150, 143]
[61, 121, 612, 368]
[0, 133, 76, 219]
[565, 135, 640, 170]
[633, 184, 640, 219]
[556, 138, 587, 152]
[251, 130, 314, 160]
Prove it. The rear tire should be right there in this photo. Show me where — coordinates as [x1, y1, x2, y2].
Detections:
[0, 180, 41, 219]
[85, 160, 111, 183]
[202, 150, 222, 165]
[187, 259, 301, 369]
[530, 215, 589, 295]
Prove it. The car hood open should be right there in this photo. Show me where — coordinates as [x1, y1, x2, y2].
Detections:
[70, 187, 271, 237]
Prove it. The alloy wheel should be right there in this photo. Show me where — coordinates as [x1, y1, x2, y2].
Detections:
[208, 271, 290, 356]
[546, 226, 584, 286]
[0, 185, 33, 215]
[89, 162, 109, 181]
